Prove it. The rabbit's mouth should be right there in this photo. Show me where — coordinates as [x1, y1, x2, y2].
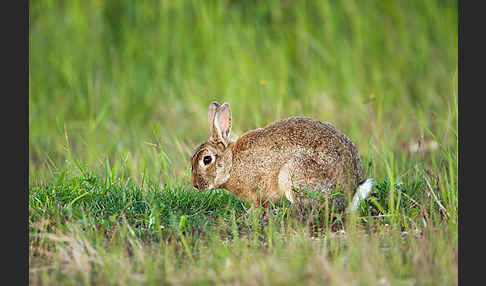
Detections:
[193, 182, 215, 191]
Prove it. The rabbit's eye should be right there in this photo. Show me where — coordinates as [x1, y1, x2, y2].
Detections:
[203, 156, 212, 165]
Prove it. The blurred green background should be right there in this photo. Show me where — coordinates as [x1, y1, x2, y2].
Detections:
[29, 0, 458, 185]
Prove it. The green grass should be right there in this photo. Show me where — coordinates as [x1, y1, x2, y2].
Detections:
[29, 167, 458, 285]
[29, 0, 457, 285]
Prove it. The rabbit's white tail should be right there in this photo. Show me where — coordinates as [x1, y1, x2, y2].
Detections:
[349, 178, 374, 211]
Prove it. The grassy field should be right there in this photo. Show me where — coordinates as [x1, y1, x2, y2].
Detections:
[29, 0, 458, 285]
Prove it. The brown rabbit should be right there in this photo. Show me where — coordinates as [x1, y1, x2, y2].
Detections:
[191, 102, 373, 212]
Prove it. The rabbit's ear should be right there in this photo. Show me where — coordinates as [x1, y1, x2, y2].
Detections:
[208, 102, 220, 136]
[211, 103, 232, 146]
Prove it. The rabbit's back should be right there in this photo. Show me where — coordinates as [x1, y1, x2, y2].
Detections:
[230, 117, 365, 199]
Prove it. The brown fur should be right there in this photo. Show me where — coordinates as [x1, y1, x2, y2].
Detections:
[191, 102, 366, 211]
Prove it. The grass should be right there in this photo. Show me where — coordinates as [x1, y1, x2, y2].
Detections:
[29, 0, 457, 285]
[29, 168, 458, 285]
[29, 166, 458, 285]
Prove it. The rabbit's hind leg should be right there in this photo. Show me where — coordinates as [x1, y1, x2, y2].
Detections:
[277, 157, 345, 212]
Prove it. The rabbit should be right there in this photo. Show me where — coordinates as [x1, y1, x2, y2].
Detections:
[191, 101, 373, 212]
